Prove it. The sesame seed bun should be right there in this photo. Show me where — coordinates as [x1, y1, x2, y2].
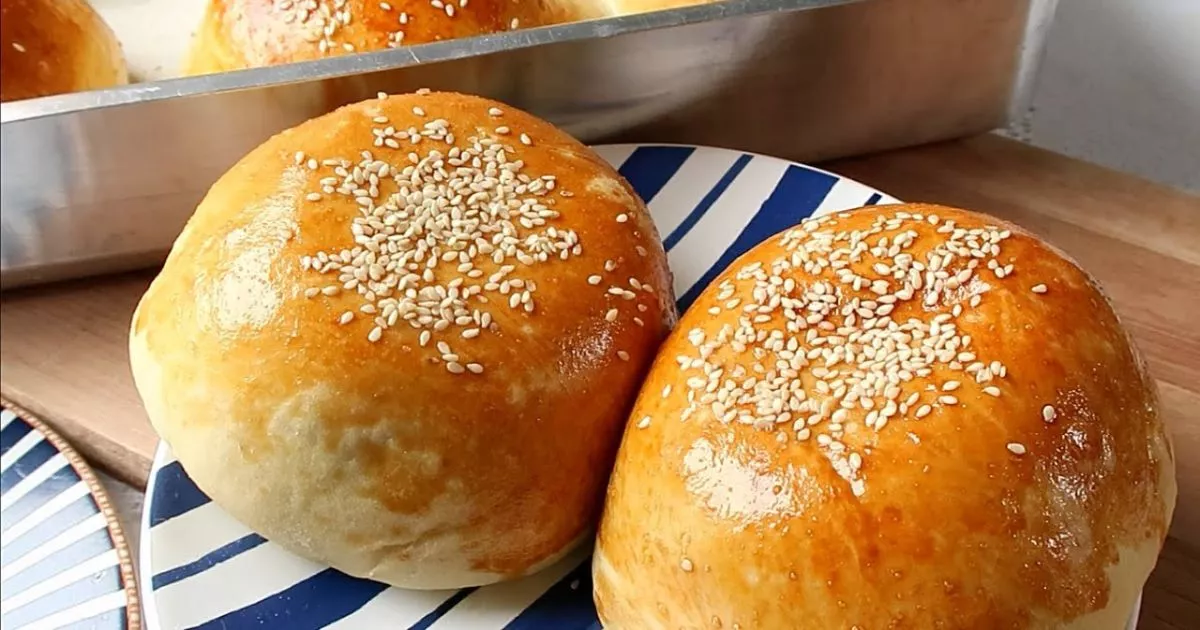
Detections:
[0, 0, 128, 102]
[593, 203, 1175, 628]
[183, 0, 587, 76]
[129, 91, 675, 589]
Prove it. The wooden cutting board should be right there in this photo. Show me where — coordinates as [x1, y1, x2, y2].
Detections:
[2, 134, 1198, 627]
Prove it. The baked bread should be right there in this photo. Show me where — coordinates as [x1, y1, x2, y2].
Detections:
[593, 203, 1175, 628]
[129, 91, 675, 589]
[0, 0, 128, 102]
[184, 0, 584, 75]
[606, 0, 716, 15]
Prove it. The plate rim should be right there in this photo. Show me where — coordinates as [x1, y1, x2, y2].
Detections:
[593, 142, 903, 205]
[1, 396, 143, 630]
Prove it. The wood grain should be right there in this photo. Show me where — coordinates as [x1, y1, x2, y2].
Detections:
[1, 134, 1197, 626]
[0, 271, 158, 485]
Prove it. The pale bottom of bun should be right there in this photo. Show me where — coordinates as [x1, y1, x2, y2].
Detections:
[592, 536, 1157, 629]
[1059, 539, 1159, 630]
[359, 529, 591, 591]
[132, 329, 592, 590]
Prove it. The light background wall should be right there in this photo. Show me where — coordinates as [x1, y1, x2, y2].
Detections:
[1023, 0, 1200, 193]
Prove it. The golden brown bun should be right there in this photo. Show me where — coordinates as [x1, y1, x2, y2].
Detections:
[0, 0, 127, 102]
[184, 0, 584, 75]
[129, 91, 675, 588]
[593, 203, 1175, 629]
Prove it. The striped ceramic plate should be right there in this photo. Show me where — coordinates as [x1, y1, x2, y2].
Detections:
[140, 144, 901, 629]
[1, 402, 140, 630]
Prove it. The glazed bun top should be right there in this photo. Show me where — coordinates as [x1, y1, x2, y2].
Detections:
[593, 203, 1176, 629]
[0, 0, 128, 102]
[129, 91, 675, 588]
[184, 0, 585, 74]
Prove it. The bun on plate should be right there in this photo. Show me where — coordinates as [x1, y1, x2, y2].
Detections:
[593, 203, 1175, 629]
[184, 0, 585, 75]
[130, 91, 675, 589]
[0, 0, 128, 102]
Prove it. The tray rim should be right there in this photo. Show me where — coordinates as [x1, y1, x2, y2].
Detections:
[0, 0, 857, 124]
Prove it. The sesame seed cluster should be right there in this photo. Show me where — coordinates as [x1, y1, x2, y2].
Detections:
[297, 94, 658, 376]
[668, 209, 1056, 497]
[271, 0, 522, 54]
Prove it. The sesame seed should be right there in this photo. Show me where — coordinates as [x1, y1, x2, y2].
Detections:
[1007, 442, 1027, 455]
[605, 308, 619, 322]
[520, 133, 532, 146]
[1042, 405, 1056, 422]
[680, 558, 694, 572]
[616, 214, 629, 223]
[648, 211, 1021, 492]
[299, 103, 581, 372]
[617, 350, 630, 361]
[637, 416, 651, 429]
[466, 363, 484, 374]
[1031, 284, 1048, 294]
[488, 107, 503, 117]
[338, 311, 354, 325]
[446, 362, 465, 374]
[588, 275, 602, 285]
[495, 126, 510, 135]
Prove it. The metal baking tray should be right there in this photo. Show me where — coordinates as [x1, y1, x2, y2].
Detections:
[0, 0, 1058, 289]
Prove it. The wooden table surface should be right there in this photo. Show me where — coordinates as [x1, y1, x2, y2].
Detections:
[2, 134, 1197, 627]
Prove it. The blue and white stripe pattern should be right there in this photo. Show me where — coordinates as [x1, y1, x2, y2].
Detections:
[1, 408, 133, 630]
[142, 144, 899, 629]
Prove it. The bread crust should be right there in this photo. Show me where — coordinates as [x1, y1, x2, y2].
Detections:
[593, 203, 1175, 629]
[0, 0, 127, 102]
[130, 91, 675, 589]
[183, 0, 583, 75]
